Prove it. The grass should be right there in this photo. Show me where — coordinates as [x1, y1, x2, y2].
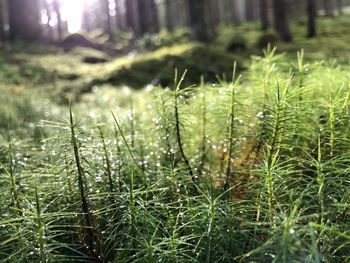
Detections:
[2, 14, 350, 263]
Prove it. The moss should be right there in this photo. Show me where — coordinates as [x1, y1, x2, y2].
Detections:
[0, 57, 54, 86]
[256, 30, 279, 49]
[2, 13, 350, 98]
[135, 29, 192, 51]
[97, 43, 243, 88]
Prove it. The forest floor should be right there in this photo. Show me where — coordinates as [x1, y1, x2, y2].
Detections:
[1, 14, 350, 263]
[1, 14, 350, 102]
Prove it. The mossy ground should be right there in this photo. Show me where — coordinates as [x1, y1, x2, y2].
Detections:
[0, 14, 349, 101]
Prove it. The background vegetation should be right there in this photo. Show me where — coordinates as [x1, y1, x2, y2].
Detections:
[1, 0, 350, 262]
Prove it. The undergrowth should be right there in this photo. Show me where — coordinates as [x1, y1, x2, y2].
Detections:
[1, 48, 350, 262]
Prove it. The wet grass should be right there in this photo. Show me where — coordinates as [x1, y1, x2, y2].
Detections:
[1, 46, 350, 261]
[2, 14, 350, 263]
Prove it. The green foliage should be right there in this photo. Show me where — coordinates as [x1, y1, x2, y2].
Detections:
[136, 29, 192, 51]
[3, 14, 350, 263]
[1, 48, 350, 262]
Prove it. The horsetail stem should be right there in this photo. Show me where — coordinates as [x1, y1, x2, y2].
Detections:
[297, 49, 305, 103]
[69, 107, 103, 261]
[98, 127, 115, 192]
[328, 96, 335, 157]
[161, 94, 173, 162]
[316, 135, 325, 227]
[112, 112, 146, 185]
[224, 62, 240, 191]
[173, 69, 196, 186]
[7, 136, 22, 215]
[114, 125, 122, 192]
[35, 186, 45, 262]
[199, 77, 207, 176]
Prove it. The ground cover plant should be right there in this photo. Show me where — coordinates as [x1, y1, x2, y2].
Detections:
[3, 10, 350, 263]
[1, 44, 350, 263]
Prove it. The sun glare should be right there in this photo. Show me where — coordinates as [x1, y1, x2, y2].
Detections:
[42, 0, 114, 33]
[60, 0, 85, 33]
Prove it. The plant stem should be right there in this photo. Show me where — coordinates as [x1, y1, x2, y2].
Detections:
[199, 77, 207, 177]
[173, 70, 196, 187]
[224, 63, 239, 191]
[7, 136, 22, 215]
[35, 186, 46, 262]
[69, 107, 103, 262]
[99, 127, 115, 192]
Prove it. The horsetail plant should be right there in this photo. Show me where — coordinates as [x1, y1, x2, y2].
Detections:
[69, 106, 103, 262]
[296, 49, 306, 103]
[259, 75, 293, 228]
[2, 50, 350, 262]
[112, 111, 146, 185]
[98, 126, 115, 193]
[173, 69, 196, 188]
[224, 62, 241, 191]
[198, 77, 208, 178]
[34, 186, 46, 263]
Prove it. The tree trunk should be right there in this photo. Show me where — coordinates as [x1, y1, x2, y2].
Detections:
[324, 0, 335, 16]
[53, 0, 63, 40]
[307, 0, 317, 37]
[137, 0, 159, 34]
[114, 0, 126, 31]
[336, 0, 343, 14]
[0, 0, 5, 41]
[272, 0, 292, 42]
[260, 0, 270, 31]
[43, 0, 53, 40]
[188, 0, 210, 42]
[125, 0, 140, 37]
[206, 0, 220, 38]
[82, 0, 92, 32]
[246, 0, 258, 21]
[234, 0, 246, 24]
[165, 0, 175, 31]
[8, 0, 42, 41]
[207, 0, 220, 26]
[102, 0, 113, 40]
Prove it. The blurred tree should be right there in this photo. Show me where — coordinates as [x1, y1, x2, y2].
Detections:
[43, 0, 53, 40]
[245, 0, 259, 21]
[0, 0, 5, 41]
[102, 0, 113, 40]
[260, 0, 271, 31]
[171, 0, 190, 29]
[125, 0, 140, 36]
[336, 0, 343, 14]
[188, 0, 210, 42]
[8, 0, 42, 41]
[82, 0, 92, 32]
[137, 0, 159, 34]
[219, 0, 236, 25]
[307, 0, 317, 37]
[114, 0, 126, 31]
[206, 0, 220, 38]
[233, 0, 246, 24]
[53, 0, 63, 41]
[272, 0, 292, 42]
[324, 0, 335, 16]
[165, 0, 175, 31]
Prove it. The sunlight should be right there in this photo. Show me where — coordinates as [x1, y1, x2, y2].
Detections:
[60, 0, 85, 33]
[43, 0, 89, 33]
